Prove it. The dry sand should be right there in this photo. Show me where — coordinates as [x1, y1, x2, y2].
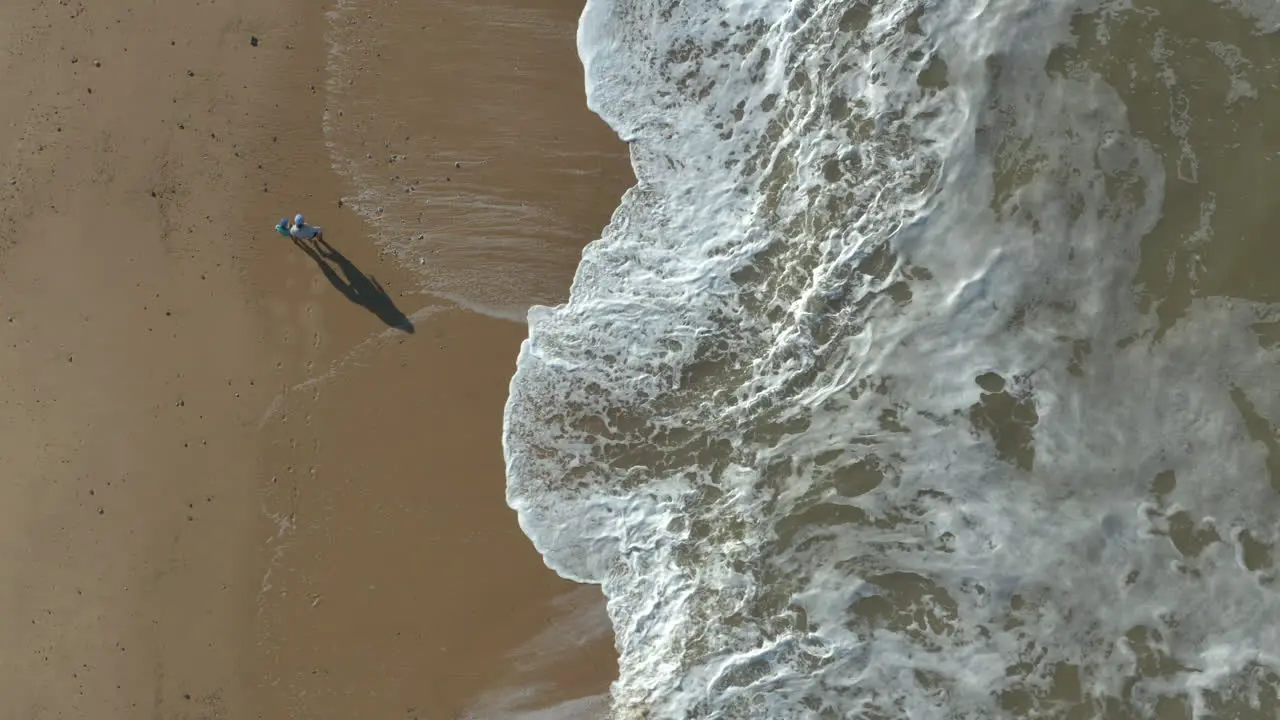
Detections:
[0, 0, 630, 717]
[0, 0, 285, 714]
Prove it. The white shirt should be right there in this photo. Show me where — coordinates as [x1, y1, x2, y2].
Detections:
[290, 223, 320, 240]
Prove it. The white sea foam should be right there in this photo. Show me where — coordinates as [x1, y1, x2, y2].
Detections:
[503, 0, 1280, 717]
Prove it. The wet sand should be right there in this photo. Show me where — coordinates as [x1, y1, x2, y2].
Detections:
[0, 0, 629, 717]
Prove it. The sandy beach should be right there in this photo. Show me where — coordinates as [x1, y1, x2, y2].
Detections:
[0, 0, 629, 717]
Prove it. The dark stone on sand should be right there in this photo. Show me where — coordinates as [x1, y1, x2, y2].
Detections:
[186, 69, 194, 77]
[250, 36, 259, 47]
[71, 56, 78, 64]
[455, 161, 461, 168]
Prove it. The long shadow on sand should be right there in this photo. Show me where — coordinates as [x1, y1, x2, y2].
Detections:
[293, 236, 414, 333]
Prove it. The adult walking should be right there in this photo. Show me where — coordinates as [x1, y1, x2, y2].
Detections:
[289, 213, 323, 242]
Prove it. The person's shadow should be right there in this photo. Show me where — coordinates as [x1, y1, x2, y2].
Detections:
[293, 235, 415, 333]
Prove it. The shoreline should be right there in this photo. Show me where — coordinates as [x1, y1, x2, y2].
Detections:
[246, 1, 632, 715]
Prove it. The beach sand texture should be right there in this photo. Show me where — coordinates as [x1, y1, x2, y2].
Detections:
[0, 0, 629, 717]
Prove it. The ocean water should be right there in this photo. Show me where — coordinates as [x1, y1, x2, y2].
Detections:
[502, 0, 1280, 717]
[323, 0, 630, 322]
